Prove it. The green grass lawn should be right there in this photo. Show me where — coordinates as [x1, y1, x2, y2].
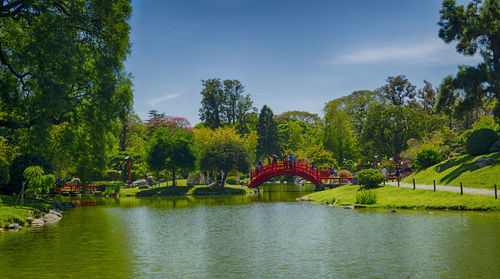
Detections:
[305, 185, 500, 211]
[0, 195, 54, 228]
[403, 152, 500, 189]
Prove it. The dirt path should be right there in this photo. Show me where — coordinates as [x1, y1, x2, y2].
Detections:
[386, 181, 497, 196]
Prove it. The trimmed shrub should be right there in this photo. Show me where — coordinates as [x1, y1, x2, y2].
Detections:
[413, 149, 443, 170]
[338, 169, 351, 177]
[2, 154, 52, 194]
[0, 159, 9, 186]
[466, 128, 498, 155]
[357, 169, 385, 189]
[356, 190, 377, 204]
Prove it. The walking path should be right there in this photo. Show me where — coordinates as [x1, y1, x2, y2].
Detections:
[386, 182, 497, 196]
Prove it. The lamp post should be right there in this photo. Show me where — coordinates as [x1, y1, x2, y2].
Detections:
[374, 155, 378, 169]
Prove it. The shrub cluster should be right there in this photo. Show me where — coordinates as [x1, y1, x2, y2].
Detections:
[466, 128, 498, 155]
[357, 169, 385, 189]
[356, 190, 377, 205]
[338, 169, 351, 177]
[2, 154, 52, 194]
[413, 149, 443, 170]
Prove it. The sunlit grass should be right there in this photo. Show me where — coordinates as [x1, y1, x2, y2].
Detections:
[403, 152, 500, 189]
[305, 185, 500, 210]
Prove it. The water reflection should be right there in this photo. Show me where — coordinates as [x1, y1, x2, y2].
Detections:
[1, 185, 499, 278]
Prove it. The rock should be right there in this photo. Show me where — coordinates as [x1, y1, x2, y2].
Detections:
[475, 157, 495, 168]
[296, 197, 309, 201]
[489, 139, 500, 153]
[43, 213, 62, 224]
[31, 218, 45, 227]
[132, 179, 147, 187]
[343, 205, 354, 210]
[390, 209, 397, 213]
[138, 185, 149, 189]
[479, 213, 483, 216]
[8, 223, 19, 230]
[26, 217, 33, 224]
[125, 194, 132, 197]
[429, 212, 434, 215]
[351, 176, 359, 185]
[320, 202, 329, 205]
[0, 228, 3, 232]
[48, 210, 62, 218]
[110, 192, 120, 198]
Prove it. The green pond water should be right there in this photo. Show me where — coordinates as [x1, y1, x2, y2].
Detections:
[1, 184, 500, 278]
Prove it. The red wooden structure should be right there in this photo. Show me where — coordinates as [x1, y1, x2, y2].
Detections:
[249, 162, 352, 188]
[54, 184, 96, 192]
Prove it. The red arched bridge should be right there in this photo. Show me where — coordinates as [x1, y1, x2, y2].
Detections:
[249, 162, 352, 188]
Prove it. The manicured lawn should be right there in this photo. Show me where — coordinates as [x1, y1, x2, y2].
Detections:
[0, 195, 54, 227]
[305, 185, 500, 211]
[403, 152, 500, 189]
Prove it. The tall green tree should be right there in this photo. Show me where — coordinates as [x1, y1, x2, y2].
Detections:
[146, 127, 198, 186]
[199, 78, 255, 130]
[323, 99, 356, 163]
[200, 140, 250, 187]
[0, 0, 133, 182]
[256, 105, 280, 158]
[418, 80, 437, 112]
[438, 0, 500, 120]
[378, 75, 417, 107]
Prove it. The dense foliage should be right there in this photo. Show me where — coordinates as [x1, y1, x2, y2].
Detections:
[358, 169, 385, 189]
[200, 140, 250, 187]
[465, 128, 499, 155]
[413, 149, 444, 170]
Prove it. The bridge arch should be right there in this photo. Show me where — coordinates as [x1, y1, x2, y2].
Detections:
[249, 162, 351, 188]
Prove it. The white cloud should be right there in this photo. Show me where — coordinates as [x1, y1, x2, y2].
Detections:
[331, 39, 481, 65]
[148, 92, 181, 106]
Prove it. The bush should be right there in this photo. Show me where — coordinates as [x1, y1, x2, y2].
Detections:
[338, 169, 351, 177]
[357, 169, 385, 189]
[2, 154, 52, 194]
[413, 149, 443, 170]
[103, 183, 121, 195]
[356, 190, 377, 204]
[103, 169, 121, 181]
[466, 128, 499, 155]
[0, 159, 9, 186]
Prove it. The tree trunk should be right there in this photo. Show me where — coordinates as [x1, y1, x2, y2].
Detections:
[221, 172, 226, 187]
[120, 122, 127, 152]
[172, 168, 176, 187]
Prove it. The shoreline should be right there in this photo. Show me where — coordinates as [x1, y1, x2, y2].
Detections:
[0, 199, 74, 232]
[302, 185, 500, 211]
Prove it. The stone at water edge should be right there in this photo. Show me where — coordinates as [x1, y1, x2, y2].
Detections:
[48, 210, 62, 218]
[390, 209, 397, 213]
[31, 218, 45, 227]
[43, 213, 62, 224]
[8, 223, 20, 230]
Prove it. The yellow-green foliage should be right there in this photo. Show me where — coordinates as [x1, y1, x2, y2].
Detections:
[194, 127, 258, 161]
[306, 185, 500, 210]
[403, 152, 500, 189]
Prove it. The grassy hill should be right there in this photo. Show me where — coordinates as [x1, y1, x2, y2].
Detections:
[403, 152, 500, 189]
[305, 185, 500, 211]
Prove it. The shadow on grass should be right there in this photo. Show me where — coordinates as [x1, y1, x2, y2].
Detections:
[440, 152, 500, 184]
[136, 186, 190, 197]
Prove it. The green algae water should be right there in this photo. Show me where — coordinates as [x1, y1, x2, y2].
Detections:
[1, 185, 500, 278]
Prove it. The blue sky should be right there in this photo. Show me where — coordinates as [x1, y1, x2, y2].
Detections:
[125, 0, 480, 124]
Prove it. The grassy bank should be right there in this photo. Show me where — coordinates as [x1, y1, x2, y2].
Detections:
[403, 152, 500, 189]
[305, 185, 500, 211]
[0, 195, 54, 228]
[122, 182, 254, 197]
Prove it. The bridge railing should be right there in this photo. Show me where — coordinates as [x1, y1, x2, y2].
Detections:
[250, 162, 352, 186]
